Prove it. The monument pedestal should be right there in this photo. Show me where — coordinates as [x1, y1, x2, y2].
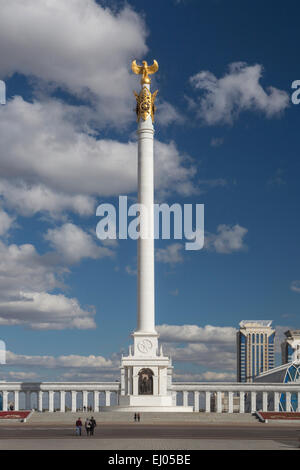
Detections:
[106, 332, 193, 412]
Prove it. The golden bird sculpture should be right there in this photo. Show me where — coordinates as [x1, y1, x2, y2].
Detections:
[131, 59, 159, 85]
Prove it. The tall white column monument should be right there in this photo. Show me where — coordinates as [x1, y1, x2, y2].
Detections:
[116, 60, 192, 411]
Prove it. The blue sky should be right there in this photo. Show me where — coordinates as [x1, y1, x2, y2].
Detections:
[0, 0, 299, 383]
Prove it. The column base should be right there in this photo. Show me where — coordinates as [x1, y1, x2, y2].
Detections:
[119, 394, 173, 407]
[102, 395, 193, 412]
[101, 406, 193, 413]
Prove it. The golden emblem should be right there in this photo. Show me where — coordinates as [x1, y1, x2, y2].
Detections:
[131, 59, 159, 85]
[132, 59, 159, 122]
[134, 87, 158, 122]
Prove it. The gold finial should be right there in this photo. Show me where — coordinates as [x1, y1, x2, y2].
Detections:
[131, 59, 159, 85]
[132, 59, 159, 122]
[134, 88, 158, 122]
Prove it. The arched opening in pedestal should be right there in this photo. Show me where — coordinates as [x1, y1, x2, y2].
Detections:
[138, 368, 154, 395]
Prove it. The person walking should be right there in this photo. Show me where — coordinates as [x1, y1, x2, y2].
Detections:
[75, 417, 82, 436]
[134, 413, 137, 422]
[85, 417, 91, 436]
[137, 413, 140, 422]
[90, 416, 97, 436]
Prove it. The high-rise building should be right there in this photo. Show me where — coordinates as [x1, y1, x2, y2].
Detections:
[281, 330, 300, 364]
[237, 320, 275, 382]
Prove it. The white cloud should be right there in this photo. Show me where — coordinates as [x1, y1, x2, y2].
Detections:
[0, 208, 14, 235]
[45, 223, 113, 264]
[158, 323, 237, 371]
[0, 181, 95, 217]
[154, 140, 197, 197]
[165, 342, 236, 370]
[290, 280, 300, 293]
[205, 224, 248, 254]
[155, 101, 184, 126]
[199, 371, 236, 381]
[0, 240, 96, 330]
[0, 0, 147, 127]
[125, 265, 137, 276]
[210, 137, 224, 147]
[61, 371, 119, 381]
[267, 168, 286, 187]
[0, 241, 59, 297]
[190, 62, 289, 125]
[0, 292, 96, 330]
[157, 324, 236, 343]
[156, 243, 184, 265]
[173, 371, 236, 382]
[5, 371, 38, 380]
[0, 98, 197, 217]
[6, 350, 118, 371]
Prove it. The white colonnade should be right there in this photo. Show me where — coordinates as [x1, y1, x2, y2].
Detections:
[0, 382, 299, 413]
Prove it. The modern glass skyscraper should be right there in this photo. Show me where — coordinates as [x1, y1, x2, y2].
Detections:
[237, 320, 275, 382]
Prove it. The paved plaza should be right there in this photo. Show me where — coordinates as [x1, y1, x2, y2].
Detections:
[0, 412, 299, 450]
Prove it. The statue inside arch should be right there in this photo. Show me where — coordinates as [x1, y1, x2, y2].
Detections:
[138, 368, 154, 395]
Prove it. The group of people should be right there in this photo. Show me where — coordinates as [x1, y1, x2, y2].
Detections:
[82, 406, 93, 412]
[75, 416, 96, 436]
[134, 413, 141, 422]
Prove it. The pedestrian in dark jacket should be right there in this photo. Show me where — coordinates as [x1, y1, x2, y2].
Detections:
[90, 416, 97, 436]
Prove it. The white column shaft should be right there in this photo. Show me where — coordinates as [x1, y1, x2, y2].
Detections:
[205, 391, 211, 413]
[120, 369, 125, 396]
[83, 391, 88, 409]
[2, 391, 8, 411]
[38, 391, 43, 412]
[194, 391, 199, 412]
[137, 109, 155, 333]
[274, 392, 280, 412]
[217, 392, 222, 413]
[126, 368, 130, 395]
[153, 376, 159, 396]
[60, 391, 65, 412]
[93, 391, 99, 412]
[105, 391, 111, 407]
[251, 391, 257, 413]
[183, 391, 188, 407]
[286, 392, 291, 412]
[133, 372, 139, 396]
[228, 392, 234, 413]
[239, 392, 245, 414]
[48, 391, 54, 412]
[262, 392, 268, 412]
[71, 391, 77, 413]
[14, 391, 19, 411]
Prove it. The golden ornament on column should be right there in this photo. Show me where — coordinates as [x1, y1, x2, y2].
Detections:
[132, 60, 158, 122]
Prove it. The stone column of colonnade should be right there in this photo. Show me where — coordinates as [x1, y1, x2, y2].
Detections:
[14, 390, 19, 411]
[60, 390, 66, 412]
[38, 391, 43, 411]
[2, 390, 8, 411]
